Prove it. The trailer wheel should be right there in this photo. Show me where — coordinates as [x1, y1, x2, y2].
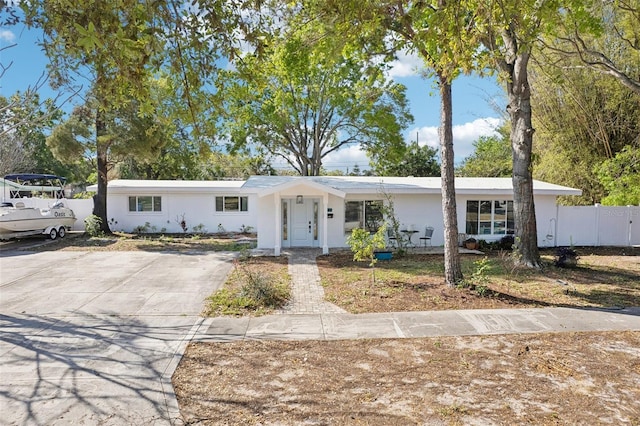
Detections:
[58, 226, 66, 238]
[49, 228, 58, 240]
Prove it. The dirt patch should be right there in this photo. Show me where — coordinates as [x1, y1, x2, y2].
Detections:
[173, 331, 640, 425]
[24, 232, 256, 252]
[203, 256, 291, 317]
[317, 248, 640, 313]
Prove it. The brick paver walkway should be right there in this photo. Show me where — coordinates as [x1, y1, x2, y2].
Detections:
[276, 249, 347, 314]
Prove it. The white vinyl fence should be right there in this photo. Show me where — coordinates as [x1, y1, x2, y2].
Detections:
[554, 205, 640, 247]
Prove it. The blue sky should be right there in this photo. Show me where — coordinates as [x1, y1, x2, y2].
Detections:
[1, 21, 505, 172]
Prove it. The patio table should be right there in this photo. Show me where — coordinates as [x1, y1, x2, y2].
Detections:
[401, 229, 419, 248]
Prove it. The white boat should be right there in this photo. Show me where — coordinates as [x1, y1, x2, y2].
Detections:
[0, 199, 77, 239]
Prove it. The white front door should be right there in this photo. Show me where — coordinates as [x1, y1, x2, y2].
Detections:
[291, 199, 316, 247]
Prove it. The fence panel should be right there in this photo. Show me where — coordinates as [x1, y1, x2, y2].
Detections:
[598, 206, 631, 246]
[557, 205, 640, 247]
[630, 207, 640, 246]
[556, 206, 598, 246]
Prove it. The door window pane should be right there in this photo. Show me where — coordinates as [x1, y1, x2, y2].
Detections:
[282, 201, 288, 241]
[313, 201, 318, 240]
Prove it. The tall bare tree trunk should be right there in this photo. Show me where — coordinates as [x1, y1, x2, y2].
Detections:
[92, 99, 111, 234]
[439, 76, 463, 285]
[503, 45, 541, 268]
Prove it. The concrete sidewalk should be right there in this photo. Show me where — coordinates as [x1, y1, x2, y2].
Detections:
[206, 248, 637, 343]
[195, 306, 640, 342]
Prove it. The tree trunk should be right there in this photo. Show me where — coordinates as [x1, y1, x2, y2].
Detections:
[93, 106, 111, 234]
[506, 51, 541, 268]
[438, 76, 463, 286]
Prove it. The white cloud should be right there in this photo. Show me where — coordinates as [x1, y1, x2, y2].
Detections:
[322, 144, 370, 172]
[387, 50, 425, 78]
[0, 30, 16, 43]
[321, 117, 502, 172]
[411, 117, 501, 163]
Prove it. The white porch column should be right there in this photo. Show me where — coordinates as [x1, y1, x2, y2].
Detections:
[274, 192, 281, 256]
[322, 193, 329, 254]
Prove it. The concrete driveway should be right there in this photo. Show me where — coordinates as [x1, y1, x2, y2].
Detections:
[0, 249, 234, 425]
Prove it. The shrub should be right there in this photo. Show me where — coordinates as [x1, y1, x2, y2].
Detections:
[347, 225, 387, 283]
[84, 214, 103, 237]
[206, 259, 290, 316]
[554, 247, 579, 268]
[239, 224, 254, 234]
[499, 235, 515, 250]
[192, 223, 207, 234]
[240, 271, 289, 307]
[133, 222, 152, 234]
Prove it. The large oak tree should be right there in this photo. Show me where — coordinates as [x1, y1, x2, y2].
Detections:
[222, 16, 412, 176]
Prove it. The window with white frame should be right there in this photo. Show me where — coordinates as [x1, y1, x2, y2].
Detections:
[128, 196, 162, 212]
[466, 200, 514, 235]
[344, 200, 383, 233]
[215, 196, 248, 212]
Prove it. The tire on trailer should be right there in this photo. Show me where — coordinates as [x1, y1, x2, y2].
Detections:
[58, 226, 66, 238]
[49, 228, 58, 240]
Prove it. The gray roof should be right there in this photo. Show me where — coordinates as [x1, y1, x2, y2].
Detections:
[88, 176, 582, 197]
[243, 176, 582, 196]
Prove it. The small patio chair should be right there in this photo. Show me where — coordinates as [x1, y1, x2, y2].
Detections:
[419, 226, 434, 247]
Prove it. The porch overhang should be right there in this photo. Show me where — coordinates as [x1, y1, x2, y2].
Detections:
[256, 179, 346, 199]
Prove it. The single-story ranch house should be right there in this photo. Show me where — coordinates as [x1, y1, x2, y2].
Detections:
[95, 176, 581, 255]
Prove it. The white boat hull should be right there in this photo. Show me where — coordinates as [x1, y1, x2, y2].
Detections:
[0, 201, 77, 234]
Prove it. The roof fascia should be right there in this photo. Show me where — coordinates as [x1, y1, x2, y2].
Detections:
[256, 179, 346, 198]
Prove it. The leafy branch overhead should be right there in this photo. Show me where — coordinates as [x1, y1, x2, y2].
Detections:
[220, 9, 413, 176]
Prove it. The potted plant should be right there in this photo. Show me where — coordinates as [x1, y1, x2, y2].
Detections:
[373, 249, 393, 260]
[464, 237, 479, 250]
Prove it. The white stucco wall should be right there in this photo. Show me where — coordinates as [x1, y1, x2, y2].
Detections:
[534, 195, 561, 248]
[385, 193, 445, 246]
[106, 191, 258, 234]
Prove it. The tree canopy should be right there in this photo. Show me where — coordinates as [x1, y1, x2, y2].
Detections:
[221, 13, 412, 176]
[374, 142, 440, 177]
[595, 145, 640, 206]
[457, 124, 511, 178]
